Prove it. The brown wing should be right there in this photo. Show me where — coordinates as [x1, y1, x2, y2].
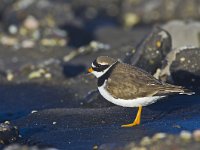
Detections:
[106, 63, 163, 99]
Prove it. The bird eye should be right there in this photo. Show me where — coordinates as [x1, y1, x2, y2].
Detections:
[97, 64, 102, 67]
[92, 61, 102, 68]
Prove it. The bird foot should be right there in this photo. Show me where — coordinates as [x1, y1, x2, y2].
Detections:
[121, 119, 140, 127]
[121, 106, 142, 128]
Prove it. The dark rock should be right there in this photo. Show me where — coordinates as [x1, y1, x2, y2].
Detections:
[63, 63, 86, 78]
[153, 20, 200, 92]
[60, 23, 93, 47]
[155, 47, 200, 92]
[127, 26, 171, 74]
[0, 121, 19, 145]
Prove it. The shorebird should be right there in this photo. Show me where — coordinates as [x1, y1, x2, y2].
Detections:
[88, 56, 193, 127]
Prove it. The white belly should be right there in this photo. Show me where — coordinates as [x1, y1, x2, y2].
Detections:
[98, 81, 165, 107]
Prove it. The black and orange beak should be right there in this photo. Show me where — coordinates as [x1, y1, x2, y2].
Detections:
[87, 67, 94, 73]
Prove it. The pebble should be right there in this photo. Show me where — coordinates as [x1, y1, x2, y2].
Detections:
[21, 40, 35, 48]
[0, 36, 18, 46]
[193, 130, 200, 142]
[90, 41, 110, 50]
[152, 132, 167, 141]
[24, 15, 39, 30]
[31, 110, 38, 114]
[40, 38, 66, 47]
[140, 136, 152, 146]
[8, 25, 18, 34]
[131, 146, 147, 150]
[180, 130, 192, 141]
[4, 121, 10, 125]
[28, 69, 46, 79]
[63, 41, 109, 62]
[6, 72, 14, 81]
[124, 13, 140, 27]
[0, 121, 19, 144]
[93, 145, 98, 150]
[44, 73, 52, 79]
[156, 41, 161, 48]
[180, 57, 186, 62]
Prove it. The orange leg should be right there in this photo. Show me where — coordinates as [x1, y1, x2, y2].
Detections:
[121, 106, 142, 127]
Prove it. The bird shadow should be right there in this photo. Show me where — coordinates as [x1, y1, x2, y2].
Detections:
[144, 94, 200, 121]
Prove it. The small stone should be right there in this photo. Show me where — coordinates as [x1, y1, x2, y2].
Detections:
[1, 36, 18, 46]
[44, 73, 52, 79]
[40, 38, 57, 47]
[93, 145, 98, 150]
[58, 39, 67, 46]
[140, 136, 151, 146]
[180, 57, 186, 62]
[4, 121, 10, 125]
[28, 69, 45, 79]
[24, 15, 39, 30]
[124, 13, 140, 27]
[0, 121, 19, 144]
[131, 147, 147, 150]
[156, 41, 161, 48]
[8, 25, 18, 34]
[21, 40, 35, 48]
[31, 110, 38, 114]
[180, 130, 192, 141]
[6, 72, 14, 81]
[193, 130, 200, 142]
[152, 133, 167, 141]
[90, 41, 98, 49]
[90, 41, 110, 50]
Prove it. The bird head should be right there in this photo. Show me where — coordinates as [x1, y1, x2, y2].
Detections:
[88, 56, 117, 78]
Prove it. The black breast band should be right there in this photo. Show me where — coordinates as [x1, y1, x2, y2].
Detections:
[97, 61, 118, 87]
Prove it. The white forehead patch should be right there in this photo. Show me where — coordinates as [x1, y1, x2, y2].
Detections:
[92, 62, 108, 67]
[99, 62, 108, 65]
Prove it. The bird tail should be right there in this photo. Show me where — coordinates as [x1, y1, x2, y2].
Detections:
[158, 84, 195, 96]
